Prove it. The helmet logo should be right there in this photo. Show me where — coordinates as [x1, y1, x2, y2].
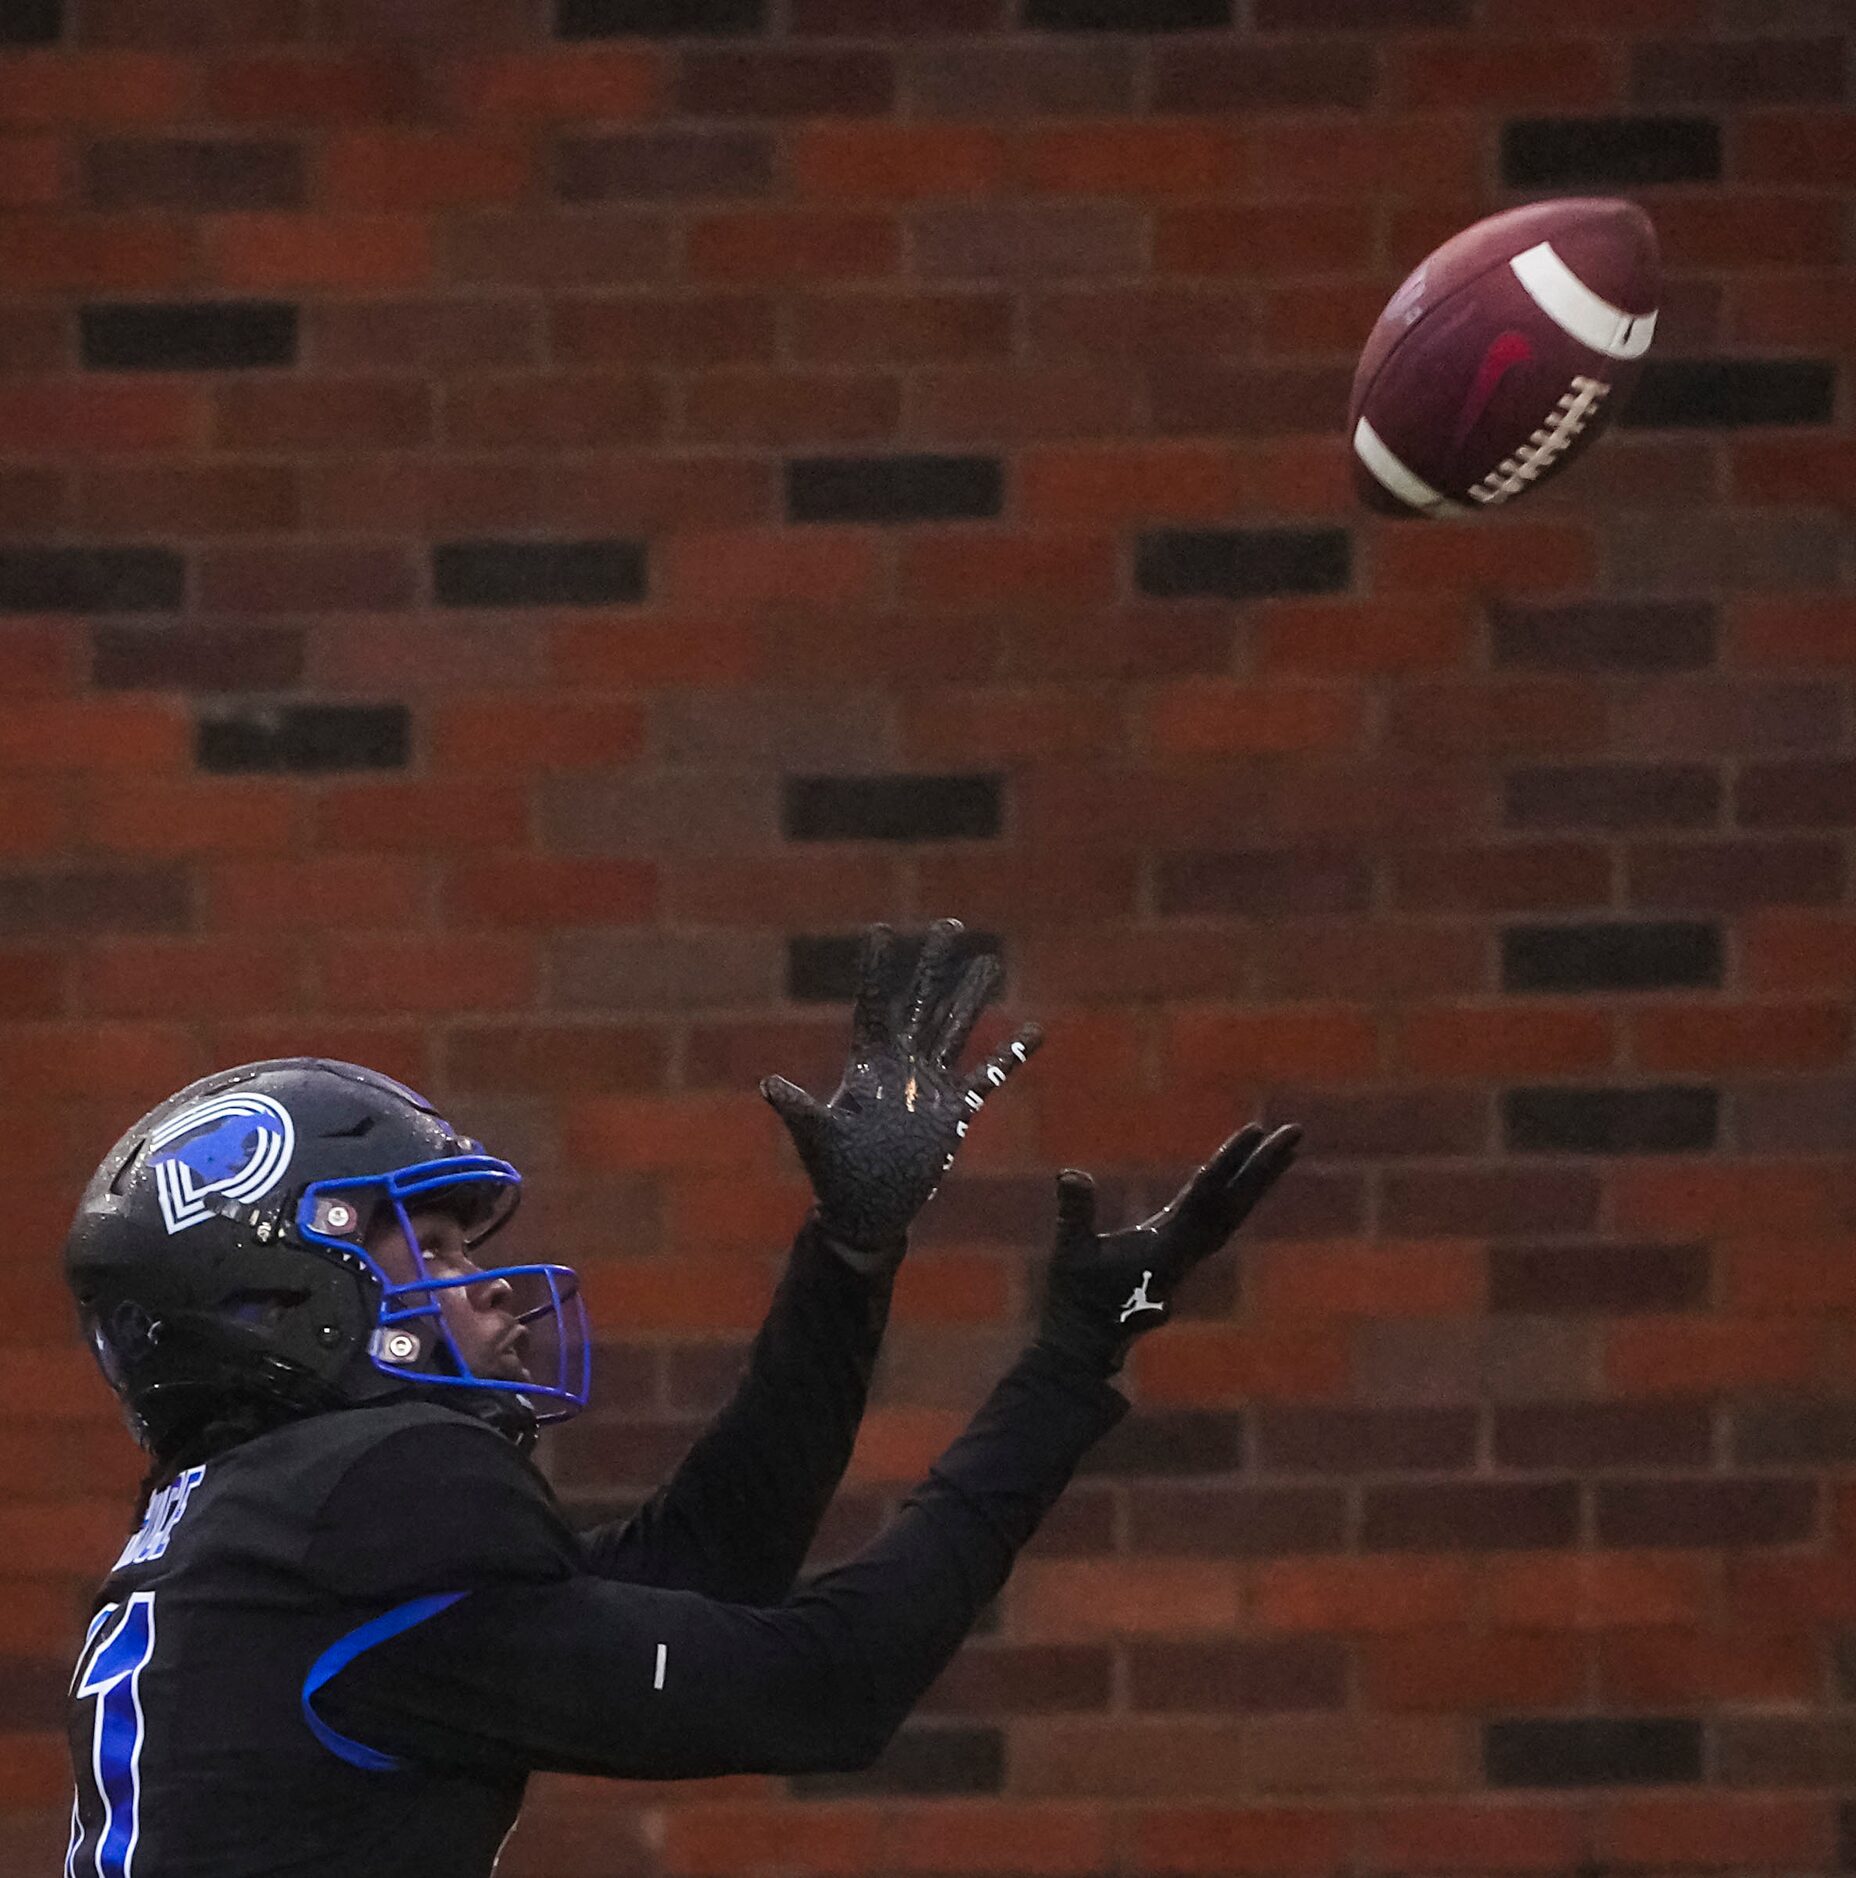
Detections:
[146, 1093, 296, 1235]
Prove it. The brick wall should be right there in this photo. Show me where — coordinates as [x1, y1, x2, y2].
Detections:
[2, 0, 1852, 1872]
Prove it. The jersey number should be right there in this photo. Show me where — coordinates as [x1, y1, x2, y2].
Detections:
[67, 1593, 157, 1878]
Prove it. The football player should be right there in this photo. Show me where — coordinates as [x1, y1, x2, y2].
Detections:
[62, 919, 1299, 1877]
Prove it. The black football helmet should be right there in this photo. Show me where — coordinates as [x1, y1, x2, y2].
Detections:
[64, 1059, 589, 1457]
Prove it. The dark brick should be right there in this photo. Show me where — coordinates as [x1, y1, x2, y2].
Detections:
[555, 130, 774, 201]
[1285, 1089, 1488, 1159]
[922, 1644, 1108, 1717]
[1504, 763, 1719, 833]
[1076, 1410, 1243, 1477]
[1248, 1167, 1367, 1240]
[676, 47, 892, 115]
[1736, 1078, 1856, 1155]
[1632, 37, 1848, 106]
[1627, 839, 1845, 912]
[1361, 1482, 1578, 1552]
[1492, 601, 1715, 672]
[905, 42, 1135, 115]
[1254, 1407, 1477, 1474]
[1381, 1168, 1600, 1238]
[557, 0, 765, 32]
[1503, 1086, 1719, 1156]
[1128, 1484, 1347, 1558]
[793, 1725, 1002, 1797]
[1735, 1401, 1856, 1467]
[433, 540, 646, 608]
[787, 927, 1001, 1002]
[794, 0, 1001, 27]
[1023, 0, 1229, 25]
[80, 302, 296, 371]
[1152, 41, 1375, 110]
[1501, 116, 1720, 189]
[93, 624, 305, 692]
[1500, 921, 1721, 993]
[1489, 1243, 1709, 1315]
[0, 0, 61, 42]
[1495, 1402, 1713, 1471]
[1596, 1479, 1817, 1549]
[0, 547, 183, 614]
[1157, 848, 1372, 919]
[787, 455, 1002, 525]
[0, 1656, 68, 1728]
[1486, 1718, 1703, 1789]
[1128, 1639, 1347, 1714]
[1623, 359, 1837, 430]
[197, 703, 409, 774]
[1737, 759, 1856, 829]
[1253, 0, 1464, 21]
[784, 774, 1002, 843]
[0, 868, 189, 937]
[1136, 528, 1350, 601]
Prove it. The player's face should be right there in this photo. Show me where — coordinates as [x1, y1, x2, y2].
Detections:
[366, 1204, 533, 1385]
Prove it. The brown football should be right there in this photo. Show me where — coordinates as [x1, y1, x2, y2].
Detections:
[1349, 197, 1660, 519]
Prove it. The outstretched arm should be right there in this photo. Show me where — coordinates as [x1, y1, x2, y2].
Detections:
[579, 920, 1039, 1602]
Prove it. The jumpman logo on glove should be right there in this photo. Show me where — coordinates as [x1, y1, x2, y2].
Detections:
[1119, 1272, 1163, 1324]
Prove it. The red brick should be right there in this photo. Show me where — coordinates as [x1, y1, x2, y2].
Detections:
[1491, 1551, 1710, 1631]
[198, 544, 413, 613]
[1388, 681, 1604, 757]
[682, 369, 896, 447]
[1256, 599, 1473, 675]
[914, 852, 1138, 928]
[1389, 38, 1613, 108]
[848, 1405, 967, 1482]
[913, 202, 1145, 282]
[676, 48, 893, 119]
[444, 211, 669, 288]
[1734, 276, 1856, 350]
[1632, 1000, 1848, 1073]
[317, 935, 536, 1015]
[0, 699, 186, 773]
[1133, 1326, 1352, 1408]
[1017, 1719, 1251, 1800]
[1244, 116, 1480, 200]
[85, 777, 295, 856]
[899, 532, 1115, 610]
[314, 780, 529, 854]
[79, 938, 296, 1020]
[207, 857, 416, 932]
[1018, 1559, 1240, 1640]
[1389, 843, 1610, 914]
[1599, 1627, 1817, 1705]
[901, 686, 1123, 764]
[1734, 436, 1856, 515]
[213, 377, 430, 452]
[448, 1024, 664, 1097]
[1733, 597, 1856, 667]
[0, 381, 202, 455]
[204, 51, 417, 122]
[1249, 1240, 1482, 1320]
[1607, 1314, 1823, 1395]
[0, 1023, 197, 1102]
[1653, 193, 1845, 269]
[1597, 1796, 1830, 1872]
[1363, 1634, 1580, 1713]
[0, 622, 76, 698]
[550, 616, 761, 690]
[0, 136, 65, 208]
[207, 213, 432, 289]
[0, 214, 191, 292]
[444, 857, 656, 929]
[1028, 286, 1254, 361]
[1373, 522, 1598, 595]
[322, 129, 532, 208]
[0, 469, 70, 534]
[549, 293, 775, 369]
[0, 780, 73, 859]
[1024, 122, 1248, 197]
[579, 1251, 776, 1330]
[1366, 1802, 1585, 1874]
[79, 463, 298, 534]
[907, 363, 1139, 445]
[664, 1803, 881, 1878]
[0, 946, 65, 1019]
[1150, 684, 1364, 759]
[1134, 1807, 1345, 1875]
[1744, 911, 1856, 992]
[1152, 363, 1354, 439]
[445, 373, 664, 449]
[659, 530, 882, 609]
[1727, 1237, 1856, 1314]
[1155, 203, 1375, 277]
[1022, 446, 1240, 528]
[881, 1802, 1110, 1876]
[429, 696, 644, 776]
[1254, 1557, 1474, 1635]
[1163, 1005, 1379, 1086]
[792, 123, 1008, 200]
[447, 49, 660, 121]
[787, 289, 1012, 364]
[1395, 1005, 1615, 1078]
[568, 1091, 767, 1177]
[688, 209, 897, 283]
[0, 52, 194, 124]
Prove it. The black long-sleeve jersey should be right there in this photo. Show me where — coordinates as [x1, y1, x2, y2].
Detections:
[65, 1223, 1125, 1877]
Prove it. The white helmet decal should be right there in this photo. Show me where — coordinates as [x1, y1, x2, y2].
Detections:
[146, 1093, 297, 1235]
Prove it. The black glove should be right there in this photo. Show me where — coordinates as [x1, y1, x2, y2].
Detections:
[1038, 1122, 1302, 1374]
[762, 919, 1041, 1271]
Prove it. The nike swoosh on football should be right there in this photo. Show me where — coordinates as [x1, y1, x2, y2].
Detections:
[1451, 329, 1536, 452]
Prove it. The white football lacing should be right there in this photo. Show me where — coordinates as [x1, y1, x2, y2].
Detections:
[1468, 373, 1611, 506]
